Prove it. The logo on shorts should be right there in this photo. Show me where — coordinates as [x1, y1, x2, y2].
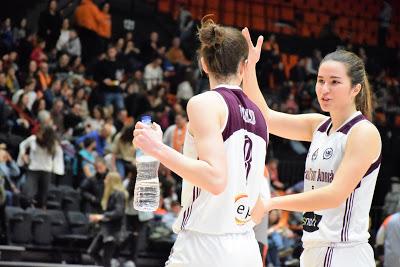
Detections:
[234, 194, 252, 225]
[323, 148, 333, 160]
[311, 149, 319, 161]
[302, 212, 322, 232]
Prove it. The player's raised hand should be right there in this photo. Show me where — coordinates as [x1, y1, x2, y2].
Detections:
[241, 27, 263, 66]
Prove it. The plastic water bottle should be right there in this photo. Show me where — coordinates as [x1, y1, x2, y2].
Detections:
[133, 115, 160, 211]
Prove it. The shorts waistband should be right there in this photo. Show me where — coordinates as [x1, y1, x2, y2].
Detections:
[303, 241, 367, 249]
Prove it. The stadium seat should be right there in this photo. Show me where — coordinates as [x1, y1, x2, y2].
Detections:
[28, 208, 53, 246]
[5, 206, 32, 245]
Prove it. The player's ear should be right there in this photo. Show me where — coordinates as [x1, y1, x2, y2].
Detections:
[200, 57, 209, 74]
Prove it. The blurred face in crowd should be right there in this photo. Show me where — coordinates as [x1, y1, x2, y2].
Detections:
[53, 99, 64, 112]
[29, 60, 37, 73]
[62, 18, 69, 30]
[172, 37, 180, 48]
[59, 54, 70, 67]
[40, 62, 49, 73]
[9, 51, 18, 62]
[69, 30, 77, 40]
[20, 18, 27, 28]
[150, 32, 159, 43]
[72, 103, 82, 116]
[95, 160, 108, 174]
[102, 3, 110, 13]
[107, 47, 117, 61]
[100, 124, 113, 138]
[175, 114, 187, 129]
[316, 60, 357, 114]
[49, 0, 57, 12]
[0, 73, 6, 85]
[134, 70, 143, 80]
[4, 18, 11, 28]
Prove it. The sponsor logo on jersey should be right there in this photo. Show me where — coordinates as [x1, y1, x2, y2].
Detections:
[311, 148, 319, 161]
[323, 148, 333, 159]
[305, 168, 334, 183]
[239, 105, 256, 125]
[302, 212, 322, 232]
[234, 194, 252, 225]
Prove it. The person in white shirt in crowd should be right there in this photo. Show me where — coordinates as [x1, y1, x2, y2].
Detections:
[18, 126, 64, 208]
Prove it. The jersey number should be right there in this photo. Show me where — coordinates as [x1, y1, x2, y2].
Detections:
[244, 135, 253, 182]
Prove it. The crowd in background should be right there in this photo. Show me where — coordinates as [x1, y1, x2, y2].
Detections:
[0, 1, 399, 266]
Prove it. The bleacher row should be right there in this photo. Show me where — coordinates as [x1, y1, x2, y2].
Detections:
[158, 0, 400, 47]
[4, 184, 91, 255]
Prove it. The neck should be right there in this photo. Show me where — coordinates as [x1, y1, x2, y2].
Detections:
[329, 105, 358, 131]
[208, 75, 241, 90]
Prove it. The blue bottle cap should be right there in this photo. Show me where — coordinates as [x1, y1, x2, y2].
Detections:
[141, 115, 152, 124]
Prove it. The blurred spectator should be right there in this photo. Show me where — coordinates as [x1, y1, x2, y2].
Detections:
[163, 112, 187, 153]
[37, 0, 62, 51]
[166, 37, 190, 66]
[0, 144, 21, 206]
[94, 46, 125, 111]
[76, 122, 113, 157]
[382, 176, 400, 217]
[17, 126, 64, 208]
[141, 31, 165, 64]
[30, 39, 48, 65]
[74, 0, 102, 63]
[0, 18, 14, 52]
[305, 49, 322, 76]
[177, 4, 192, 34]
[19, 60, 38, 88]
[88, 172, 128, 267]
[376, 211, 400, 267]
[0, 72, 9, 97]
[64, 102, 84, 133]
[267, 159, 285, 191]
[123, 40, 142, 73]
[56, 18, 71, 53]
[111, 124, 135, 179]
[37, 62, 52, 91]
[5, 65, 20, 94]
[289, 58, 307, 83]
[97, 2, 112, 53]
[144, 57, 163, 91]
[80, 156, 108, 213]
[85, 105, 105, 132]
[12, 18, 27, 46]
[0, 171, 6, 244]
[59, 29, 82, 58]
[12, 78, 37, 111]
[378, 1, 392, 47]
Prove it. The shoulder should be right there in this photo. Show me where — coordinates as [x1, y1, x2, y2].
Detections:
[346, 120, 381, 158]
[349, 120, 381, 144]
[187, 91, 225, 110]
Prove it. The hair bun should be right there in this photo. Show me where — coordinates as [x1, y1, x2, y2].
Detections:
[198, 19, 224, 50]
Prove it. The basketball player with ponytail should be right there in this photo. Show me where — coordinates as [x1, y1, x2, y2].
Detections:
[243, 27, 381, 267]
[134, 20, 268, 266]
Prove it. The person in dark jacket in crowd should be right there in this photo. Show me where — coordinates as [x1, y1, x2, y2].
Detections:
[87, 172, 127, 267]
[80, 157, 108, 213]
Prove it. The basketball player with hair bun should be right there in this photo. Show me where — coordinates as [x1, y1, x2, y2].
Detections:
[134, 19, 268, 266]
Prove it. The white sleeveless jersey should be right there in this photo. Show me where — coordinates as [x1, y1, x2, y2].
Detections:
[172, 85, 268, 235]
[302, 111, 381, 247]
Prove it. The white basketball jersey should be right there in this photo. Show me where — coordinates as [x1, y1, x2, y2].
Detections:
[172, 85, 268, 235]
[302, 111, 381, 247]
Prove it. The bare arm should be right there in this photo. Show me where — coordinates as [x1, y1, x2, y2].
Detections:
[262, 122, 381, 213]
[241, 28, 326, 142]
[133, 92, 228, 195]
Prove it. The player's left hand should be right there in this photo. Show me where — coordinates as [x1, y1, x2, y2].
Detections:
[133, 121, 163, 157]
[241, 27, 263, 67]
